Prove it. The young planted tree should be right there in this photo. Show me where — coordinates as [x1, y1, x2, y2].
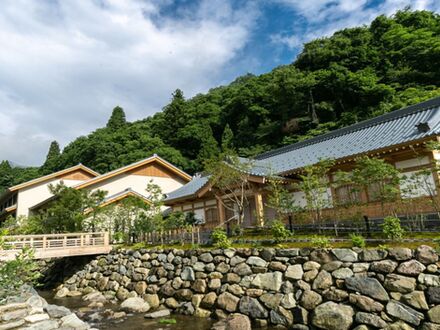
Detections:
[351, 156, 401, 214]
[295, 159, 334, 232]
[205, 154, 254, 228]
[83, 190, 108, 232]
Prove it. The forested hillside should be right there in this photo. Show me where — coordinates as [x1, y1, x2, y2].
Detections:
[2, 10, 440, 193]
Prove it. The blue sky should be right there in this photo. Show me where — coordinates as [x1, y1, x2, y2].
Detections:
[0, 0, 439, 166]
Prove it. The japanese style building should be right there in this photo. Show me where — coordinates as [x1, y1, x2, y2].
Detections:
[0, 155, 191, 221]
[165, 96, 440, 229]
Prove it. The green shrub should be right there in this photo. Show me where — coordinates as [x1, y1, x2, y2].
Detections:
[433, 238, 440, 253]
[271, 220, 291, 244]
[311, 236, 331, 249]
[382, 216, 405, 240]
[350, 234, 366, 248]
[211, 228, 232, 249]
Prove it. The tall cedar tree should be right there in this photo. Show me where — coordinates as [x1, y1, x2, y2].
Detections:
[106, 106, 127, 130]
[40, 141, 61, 175]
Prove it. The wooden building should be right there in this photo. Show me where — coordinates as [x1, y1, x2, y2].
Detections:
[165, 97, 440, 229]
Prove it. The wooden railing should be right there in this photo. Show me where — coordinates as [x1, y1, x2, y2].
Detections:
[144, 228, 206, 245]
[0, 232, 111, 260]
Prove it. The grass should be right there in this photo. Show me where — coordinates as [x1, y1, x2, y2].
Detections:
[118, 230, 440, 251]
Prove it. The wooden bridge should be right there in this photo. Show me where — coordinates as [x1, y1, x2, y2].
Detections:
[0, 232, 111, 261]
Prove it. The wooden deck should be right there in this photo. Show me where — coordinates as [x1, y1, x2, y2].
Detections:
[0, 232, 111, 261]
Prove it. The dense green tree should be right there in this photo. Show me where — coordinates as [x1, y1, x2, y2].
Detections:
[2, 10, 440, 182]
[40, 141, 61, 175]
[106, 106, 127, 130]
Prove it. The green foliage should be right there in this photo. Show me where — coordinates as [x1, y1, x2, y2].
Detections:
[271, 220, 291, 244]
[205, 153, 254, 227]
[382, 216, 405, 240]
[0, 231, 40, 300]
[106, 106, 127, 130]
[352, 157, 401, 210]
[40, 141, 61, 175]
[350, 233, 366, 248]
[159, 319, 177, 325]
[295, 159, 334, 228]
[2, 10, 440, 185]
[310, 236, 331, 249]
[433, 238, 440, 253]
[210, 228, 232, 249]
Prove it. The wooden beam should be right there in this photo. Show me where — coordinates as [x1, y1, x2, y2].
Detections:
[254, 192, 265, 227]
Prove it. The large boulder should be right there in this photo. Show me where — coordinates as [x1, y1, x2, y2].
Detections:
[60, 314, 90, 330]
[416, 245, 439, 265]
[384, 274, 416, 294]
[332, 249, 358, 262]
[345, 277, 389, 302]
[238, 296, 268, 319]
[312, 301, 354, 330]
[251, 272, 283, 291]
[285, 265, 304, 280]
[120, 297, 150, 313]
[397, 260, 426, 276]
[427, 305, 440, 323]
[217, 292, 240, 313]
[386, 300, 424, 326]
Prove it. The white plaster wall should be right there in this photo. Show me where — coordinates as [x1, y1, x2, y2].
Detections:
[291, 188, 333, 209]
[16, 179, 83, 217]
[87, 173, 185, 197]
[399, 170, 436, 199]
[395, 156, 430, 169]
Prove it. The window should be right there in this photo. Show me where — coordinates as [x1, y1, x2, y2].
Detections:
[205, 207, 219, 223]
[335, 184, 361, 205]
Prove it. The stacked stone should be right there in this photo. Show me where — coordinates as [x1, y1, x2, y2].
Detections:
[57, 245, 440, 329]
[0, 287, 91, 330]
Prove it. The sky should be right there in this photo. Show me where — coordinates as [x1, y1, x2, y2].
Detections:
[1, 0, 440, 166]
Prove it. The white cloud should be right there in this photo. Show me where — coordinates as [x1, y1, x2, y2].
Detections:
[0, 0, 258, 165]
[272, 0, 440, 50]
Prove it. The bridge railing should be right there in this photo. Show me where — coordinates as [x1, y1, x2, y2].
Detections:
[1, 232, 109, 251]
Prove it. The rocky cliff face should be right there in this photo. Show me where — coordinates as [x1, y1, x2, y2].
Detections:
[56, 246, 440, 329]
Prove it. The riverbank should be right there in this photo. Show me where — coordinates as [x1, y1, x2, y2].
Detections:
[0, 285, 92, 330]
[52, 246, 440, 329]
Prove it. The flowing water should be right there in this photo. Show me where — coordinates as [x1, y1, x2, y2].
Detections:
[40, 291, 214, 330]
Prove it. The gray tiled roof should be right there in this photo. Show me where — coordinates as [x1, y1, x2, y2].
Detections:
[256, 96, 440, 174]
[165, 175, 210, 202]
[165, 96, 440, 202]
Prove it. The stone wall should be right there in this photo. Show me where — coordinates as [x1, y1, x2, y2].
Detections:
[0, 286, 91, 330]
[56, 246, 440, 329]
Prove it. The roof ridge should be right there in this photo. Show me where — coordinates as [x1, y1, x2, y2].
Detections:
[256, 96, 440, 160]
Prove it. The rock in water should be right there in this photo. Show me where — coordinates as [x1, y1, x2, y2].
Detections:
[120, 297, 150, 313]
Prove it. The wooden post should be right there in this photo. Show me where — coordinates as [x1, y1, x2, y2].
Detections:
[254, 192, 265, 227]
[43, 236, 47, 250]
[216, 197, 225, 225]
[104, 232, 109, 247]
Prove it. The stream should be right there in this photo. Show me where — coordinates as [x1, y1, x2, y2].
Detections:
[39, 290, 214, 330]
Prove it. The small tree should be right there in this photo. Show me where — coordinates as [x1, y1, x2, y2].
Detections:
[352, 156, 401, 214]
[83, 190, 108, 232]
[382, 216, 405, 240]
[205, 153, 254, 228]
[295, 159, 334, 232]
[0, 230, 40, 300]
[43, 183, 89, 233]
